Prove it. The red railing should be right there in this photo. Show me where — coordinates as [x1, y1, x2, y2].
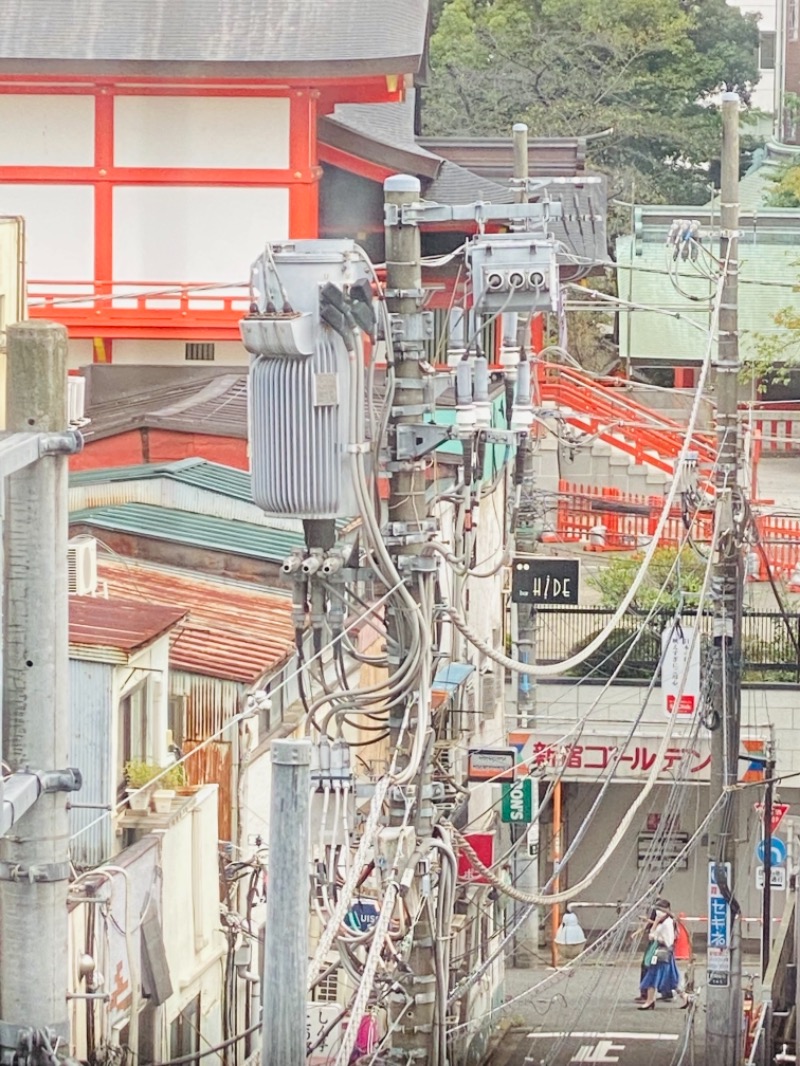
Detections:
[549, 480, 713, 552]
[551, 480, 800, 583]
[27, 279, 250, 340]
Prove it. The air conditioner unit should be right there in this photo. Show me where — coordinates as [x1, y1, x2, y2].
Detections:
[68, 537, 98, 596]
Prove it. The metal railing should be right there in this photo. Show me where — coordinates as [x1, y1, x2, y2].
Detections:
[532, 607, 800, 683]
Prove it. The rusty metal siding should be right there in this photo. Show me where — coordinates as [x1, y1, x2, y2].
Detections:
[69, 658, 116, 869]
[171, 671, 242, 741]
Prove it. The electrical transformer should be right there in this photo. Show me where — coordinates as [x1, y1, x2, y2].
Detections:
[241, 240, 373, 520]
[467, 232, 558, 314]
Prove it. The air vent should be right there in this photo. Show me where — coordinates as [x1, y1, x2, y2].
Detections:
[68, 537, 98, 596]
[185, 342, 215, 362]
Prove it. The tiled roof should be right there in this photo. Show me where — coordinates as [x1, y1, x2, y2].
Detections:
[70, 502, 304, 562]
[97, 559, 294, 683]
[69, 595, 186, 654]
[0, 0, 429, 75]
[82, 370, 247, 443]
[319, 92, 607, 268]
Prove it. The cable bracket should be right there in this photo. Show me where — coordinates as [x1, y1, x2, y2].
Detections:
[0, 860, 71, 883]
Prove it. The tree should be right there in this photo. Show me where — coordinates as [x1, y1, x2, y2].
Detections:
[588, 546, 708, 613]
[425, 0, 760, 206]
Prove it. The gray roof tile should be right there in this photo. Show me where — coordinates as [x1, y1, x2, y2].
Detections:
[0, 0, 429, 73]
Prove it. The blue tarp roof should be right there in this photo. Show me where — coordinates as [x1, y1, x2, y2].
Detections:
[431, 662, 474, 691]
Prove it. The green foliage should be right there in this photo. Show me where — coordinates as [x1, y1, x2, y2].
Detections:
[124, 759, 186, 789]
[765, 164, 800, 209]
[425, 0, 760, 206]
[124, 759, 162, 789]
[588, 547, 707, 613]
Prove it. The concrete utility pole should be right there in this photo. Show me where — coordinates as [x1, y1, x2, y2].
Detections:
[0, 322, 73, 1063]
[262, 739, 312, 1066]
[383, 174, 437, 1063]
[510, 120, 541, 967]
[705, 92, 743, 1066]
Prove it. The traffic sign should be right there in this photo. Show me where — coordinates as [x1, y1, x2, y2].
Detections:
[501, 778, 533, 823]
[756, 836, 787, 866]
[756, 866, 787, 891]
[754, 802, 790, 834]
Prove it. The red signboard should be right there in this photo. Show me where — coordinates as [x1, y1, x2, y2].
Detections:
[754, 802, 790, 834]
[457, 832, 495, 884]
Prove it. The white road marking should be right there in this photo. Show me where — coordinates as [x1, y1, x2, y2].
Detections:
[526, 1032, 678, 1042]
[570, 1039, 626, 1062]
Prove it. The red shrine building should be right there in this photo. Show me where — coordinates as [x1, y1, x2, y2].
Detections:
[0, 1, 429, 368]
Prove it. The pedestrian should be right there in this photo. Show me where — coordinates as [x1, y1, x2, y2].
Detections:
[637, 899, 678, 1009]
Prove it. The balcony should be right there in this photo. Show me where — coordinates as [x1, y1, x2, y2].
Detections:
[28, 279, 251, 340]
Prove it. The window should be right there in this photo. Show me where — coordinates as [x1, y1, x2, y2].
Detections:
[118, 680, 149, 795]
[169, 995, 201, 1066]
[185, 342, 215, 361]
[760, 31, 776, 70]
[791, 0, 800, 42]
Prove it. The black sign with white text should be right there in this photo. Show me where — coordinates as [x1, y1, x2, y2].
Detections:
[511, 557, 580, 605]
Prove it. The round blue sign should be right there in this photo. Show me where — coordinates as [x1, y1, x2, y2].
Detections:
[756, 837, 787, 866]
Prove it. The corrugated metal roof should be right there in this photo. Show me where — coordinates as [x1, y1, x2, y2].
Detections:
[70, 502, 304, 561]
[70, 457, 251, 500]
[69, 595, 186, 654]
[97, 559, 295, 683]
[0, 0, 429, 74]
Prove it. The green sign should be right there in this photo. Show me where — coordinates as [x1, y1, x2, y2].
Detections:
[501, 778, 533, 823]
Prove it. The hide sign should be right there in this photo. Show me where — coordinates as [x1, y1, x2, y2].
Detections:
[511, 558, 580, 605]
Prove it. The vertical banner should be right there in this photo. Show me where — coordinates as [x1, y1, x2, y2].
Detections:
[707, 861, 732, 986]
[661, 623, 701, 716]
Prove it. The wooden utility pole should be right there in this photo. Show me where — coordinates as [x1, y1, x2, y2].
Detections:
[705, 92, 743, 1066]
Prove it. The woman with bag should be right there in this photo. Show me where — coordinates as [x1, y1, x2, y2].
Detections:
[637, 901, 678, 1009]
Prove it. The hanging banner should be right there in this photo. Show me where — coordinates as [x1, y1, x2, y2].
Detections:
[661, 623, 701, 716]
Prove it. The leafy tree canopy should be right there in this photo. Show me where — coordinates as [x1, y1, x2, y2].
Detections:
[425, 0, 761, 205]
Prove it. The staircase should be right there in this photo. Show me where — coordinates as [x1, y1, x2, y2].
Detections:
[538, 366, 717, 494]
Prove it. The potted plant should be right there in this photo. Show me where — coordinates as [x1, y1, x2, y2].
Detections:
[151, 763, 187, 813]
[124, 760, 162, 811]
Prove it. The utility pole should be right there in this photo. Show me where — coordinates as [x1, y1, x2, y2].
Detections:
[509, 120, 541, 967]
[383, 174, 437, 1063]
[705, 92, 743, 1066]
[0, 322, 75, 1064]
[262, 739, 312, 1066]
[761, 741, 776, 977]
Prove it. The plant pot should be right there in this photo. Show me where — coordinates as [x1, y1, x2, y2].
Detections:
[152, 788, 176, 814]
[126, 786, 152, 812]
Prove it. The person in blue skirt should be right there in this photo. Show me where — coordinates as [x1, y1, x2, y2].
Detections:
[638, 900, 679, 1009]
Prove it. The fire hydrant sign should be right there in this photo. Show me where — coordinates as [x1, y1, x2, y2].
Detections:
[661, 623, 700, 716]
